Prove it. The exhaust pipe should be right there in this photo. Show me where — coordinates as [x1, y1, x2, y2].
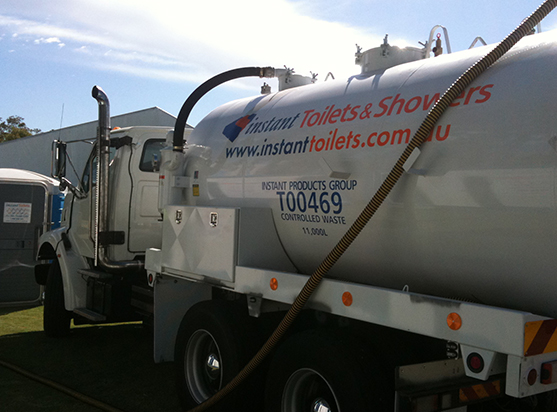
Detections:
[92, 86, 142, 274]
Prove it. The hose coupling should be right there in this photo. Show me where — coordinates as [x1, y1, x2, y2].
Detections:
[260, 67, 276, 78]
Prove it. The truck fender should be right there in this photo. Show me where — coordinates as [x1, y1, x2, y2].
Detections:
[37, 228, 89, 311]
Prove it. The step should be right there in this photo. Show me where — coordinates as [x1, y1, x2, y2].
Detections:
[77, 269, 113, 280]
[73, 307, 107, 321]
[131, 298, 154, 314]
[131, 285, 154, 315]
[131, 285, 153, 298]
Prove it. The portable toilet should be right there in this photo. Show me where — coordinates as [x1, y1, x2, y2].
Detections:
[0, 169, 63, 306]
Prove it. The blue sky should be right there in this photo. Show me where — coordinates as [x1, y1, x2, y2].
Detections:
[2, 0, 557, 132]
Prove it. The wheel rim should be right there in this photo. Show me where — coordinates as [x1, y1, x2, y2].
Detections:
[282, 368, 340, 412]
[185, 329, 223, 403]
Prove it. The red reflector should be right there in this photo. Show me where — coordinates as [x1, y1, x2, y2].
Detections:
[542, 361, 557, 384]
[467, 353, 484, 373]
[148, 273, 153, 284]
[527, 368, 538, 386]
[470, 357, 482, 370]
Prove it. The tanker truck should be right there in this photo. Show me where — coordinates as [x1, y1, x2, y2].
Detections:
[37, 3, 557, 411]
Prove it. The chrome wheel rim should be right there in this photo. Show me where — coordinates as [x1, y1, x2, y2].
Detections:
[185, 329, 223, 403]
[282, 368, 339, 412]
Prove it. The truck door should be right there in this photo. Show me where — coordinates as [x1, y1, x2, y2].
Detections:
[128, 138, 165, 253]
[69, 144, 115, 258]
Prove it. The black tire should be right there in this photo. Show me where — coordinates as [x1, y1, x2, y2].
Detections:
[174, 300, 263, 411]
[488, 389, 557, 411]
[539, 390, 557, 411]
[265, 329, 392, 412]
[43, 259, 72, 338]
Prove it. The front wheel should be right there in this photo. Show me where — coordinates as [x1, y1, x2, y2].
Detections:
[265, 330, 391, 412]
[43, 259, 72, 338]
[174, 300, 263, 411]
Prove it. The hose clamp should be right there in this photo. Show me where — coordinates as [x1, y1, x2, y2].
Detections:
[260, 67, 276, 78]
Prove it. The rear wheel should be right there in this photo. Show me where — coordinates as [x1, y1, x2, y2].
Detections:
[43, 260, 71, 337]
[265, 330, 391, 412]
[487, 390, 557, 411]
[537, 390, 557, 411]
[174, 300, 263, 411]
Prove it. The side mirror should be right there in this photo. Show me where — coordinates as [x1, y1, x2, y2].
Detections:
[52, 140, 67, 179]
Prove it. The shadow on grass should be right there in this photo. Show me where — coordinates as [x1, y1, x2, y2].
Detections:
[1, 366, 102, 412]
[0, 323, 180, 412]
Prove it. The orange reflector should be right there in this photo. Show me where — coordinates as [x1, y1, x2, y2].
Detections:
[270, 278, 278, 291]
[447, 313, 462, 330]
[342, 292, 353, 307]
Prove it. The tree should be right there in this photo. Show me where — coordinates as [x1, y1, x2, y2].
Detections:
[0, 116, 41, 143]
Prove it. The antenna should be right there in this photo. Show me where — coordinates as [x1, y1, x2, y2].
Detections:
[57, 103, 64, 141]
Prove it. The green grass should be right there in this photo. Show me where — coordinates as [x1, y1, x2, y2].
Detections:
[0, 306, 180, 411]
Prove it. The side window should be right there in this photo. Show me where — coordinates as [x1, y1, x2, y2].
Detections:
[140, 139, 166, 172]
[81, 146, 116, 194]
[81, 151, 95, 194]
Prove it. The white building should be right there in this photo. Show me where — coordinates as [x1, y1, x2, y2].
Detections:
[0, 107, 177, 184]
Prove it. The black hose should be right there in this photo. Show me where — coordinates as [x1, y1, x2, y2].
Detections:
[173, 67, 274, 152]
[188, 3, 557, 410]
[0, 358, 125, 412]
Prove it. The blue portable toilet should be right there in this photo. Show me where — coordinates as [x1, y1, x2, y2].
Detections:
[0, 169, 64, 306]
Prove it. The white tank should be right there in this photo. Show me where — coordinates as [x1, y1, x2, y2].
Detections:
[185, 31, 557, 318]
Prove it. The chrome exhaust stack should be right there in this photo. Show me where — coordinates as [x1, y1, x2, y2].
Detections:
[92, 86, 142, 273]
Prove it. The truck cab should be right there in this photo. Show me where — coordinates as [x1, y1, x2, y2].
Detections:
[36, 125, 172, 336]
[70, 127, 168, 261]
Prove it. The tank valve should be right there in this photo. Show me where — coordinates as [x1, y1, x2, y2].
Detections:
[381, 34, 390, 57]
[310, 71, 318, 83]
[261, 82, 271, 94]
[355, 44, 363, 65]
[433, 33, 443, 56]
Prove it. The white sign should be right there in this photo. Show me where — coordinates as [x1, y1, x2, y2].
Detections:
[3, 202, 32, 224]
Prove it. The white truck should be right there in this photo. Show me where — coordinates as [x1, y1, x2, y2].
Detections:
[35, 123, 173, 334]
[36, 5, 557, 412]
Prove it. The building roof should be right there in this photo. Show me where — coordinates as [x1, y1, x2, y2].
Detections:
[0, 107, 180, 184]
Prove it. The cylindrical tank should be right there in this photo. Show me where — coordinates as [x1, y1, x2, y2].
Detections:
[185, 31, 557, 318]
